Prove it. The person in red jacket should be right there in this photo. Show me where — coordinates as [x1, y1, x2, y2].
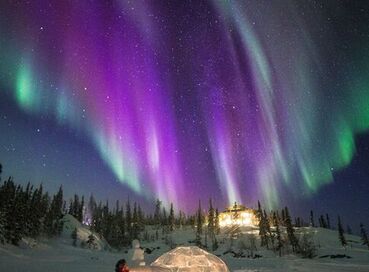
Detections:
[115, 259, 129, 272]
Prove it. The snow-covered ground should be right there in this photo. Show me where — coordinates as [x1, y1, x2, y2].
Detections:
[0, 217, 368, 272]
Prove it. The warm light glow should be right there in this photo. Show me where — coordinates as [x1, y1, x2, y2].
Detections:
[219, 204, 258, 227]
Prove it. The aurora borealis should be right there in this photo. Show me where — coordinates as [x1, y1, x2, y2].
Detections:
[1, 0, 369, 221]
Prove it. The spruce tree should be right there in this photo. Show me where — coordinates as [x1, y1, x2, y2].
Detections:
[337, 216, 347, 247]
[132, 202, 139, 239]
[207, 199, 214, 235]
[154, 199, 161, 228]
[2, 179, 16, 244]
[212, 234, 219, 251]
[29, 184, 45, 237]
[55, 186, 64, 234]
[195, 200, 203, 247]
[204, 229, 208, 249]
[178, 210, 184, 229]
[62, 200, 67, 214]
[294, 217, 300, 228]
[5, 181, 25, 245]
[1, 178, 13, 243]
[281, 208, 286, 226]
[162, 207, 168, 233]
[126, 199, 132, 241]
[299, 233, 316, 258]
[215, 208, 220, 235]
[44, 186, 64, 236]
[360, 223, 369, 249]
[273, 212, 283, 256]
[0, 208, 5, 244]
[197, 200, 203, 234]
[257, 201, 268, 247]
[93, 201, 103, 235]
[23, 182, 33, 236]
[118, 205, 126, 247]
[168, 203, 175, 232]
[326, 214, 331, 229]
[101, 201, 111, 240]
[68, 200, 73, 216]
[70, 194, 80, 219]
[14, 184, 28, 239]
[139, 204, 145, 231]
[109, 206, 120, 248]
[285, 207, 299, 252]
[310, 210, 315, 227]
[264, 210, 273, 249]
[86, 233, 96, 249]
[40, 191, 50, 234]
[319, 215, 327, 228]
[207, 198, 216, 250]
[78, 196, 84, 223]
[87, 194, 96, 226]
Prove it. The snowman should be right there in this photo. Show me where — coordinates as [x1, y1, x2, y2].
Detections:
[130, 239, 145, 267]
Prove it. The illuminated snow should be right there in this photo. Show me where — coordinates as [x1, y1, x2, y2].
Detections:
[150, 246, 230, 272]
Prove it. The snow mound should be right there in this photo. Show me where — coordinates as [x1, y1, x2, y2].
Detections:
[151, 246, 230, 272]
[62, 214, 83, 234]
[61, 214, 108, 250]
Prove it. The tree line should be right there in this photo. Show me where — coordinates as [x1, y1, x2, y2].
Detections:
[0, 176, 64, 245]
[0, 163, 197, 248]
[256, 202, 369, 257]
[0, 163, 368, 254]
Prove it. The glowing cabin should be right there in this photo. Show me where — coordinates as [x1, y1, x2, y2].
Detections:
[219, 203, 258, 227]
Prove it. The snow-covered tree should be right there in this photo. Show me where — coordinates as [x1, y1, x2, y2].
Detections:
[285, 207, 299, 252]
[273, 212, 283, 256]
[86, 233, 96, 249]
[299, 233, 316, 258]
[257, 201, 269, 248]
[44, 186, 64, 237]
[215, 208, 220, 235]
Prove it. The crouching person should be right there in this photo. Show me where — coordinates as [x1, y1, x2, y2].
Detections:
[115, 259, 129, 272]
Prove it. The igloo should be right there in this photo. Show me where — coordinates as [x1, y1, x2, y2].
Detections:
[150, 246, 230, 272]
[130, 267, 170, 272]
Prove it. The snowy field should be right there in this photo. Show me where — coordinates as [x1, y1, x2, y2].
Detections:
[1, 217, 369, 272]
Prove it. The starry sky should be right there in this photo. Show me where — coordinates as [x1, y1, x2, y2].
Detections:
[0, 1, 369, 229]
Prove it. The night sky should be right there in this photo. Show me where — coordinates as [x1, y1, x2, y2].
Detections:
[0, 1, 369, 230]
